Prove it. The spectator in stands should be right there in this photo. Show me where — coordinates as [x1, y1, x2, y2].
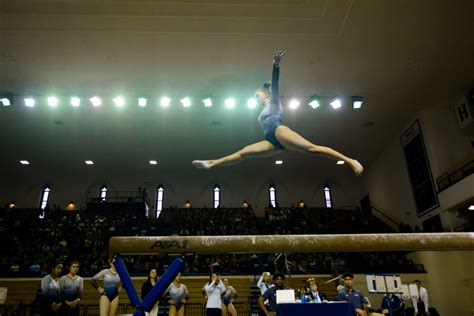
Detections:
[258, 272, 291, 316]
[0, 208, 421, 277]
[29, 259, 41, 275]
[412, 280, 429, 316]
[90, 259, 121, 316]
[164, 272, 189, 316]
[337, 273, 366, 316]
[9, 260, 20, 274]
[204, 273, 225, 316]
[59, 261, 83, 316]
[222, 278, 238, 316]
[40, 262, 63, 316]
[141, 269, 159, 316]
[307, 277, 327, 303]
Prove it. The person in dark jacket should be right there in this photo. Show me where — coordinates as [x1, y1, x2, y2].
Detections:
[141, 269, 159, 316]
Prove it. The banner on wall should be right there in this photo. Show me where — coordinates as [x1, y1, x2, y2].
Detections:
[400, 120, 439, 217]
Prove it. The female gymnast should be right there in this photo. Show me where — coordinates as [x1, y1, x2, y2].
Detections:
[40, 262, 63, 316]
[90, 259, 122, 316]
[193, 51, 363, 175]
[164, 272, 190, 316]
[58, 261, 83, 316]
[221, 278, 238, 316]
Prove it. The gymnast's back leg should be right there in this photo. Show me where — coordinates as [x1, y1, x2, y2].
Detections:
[275, 125, 364, 175]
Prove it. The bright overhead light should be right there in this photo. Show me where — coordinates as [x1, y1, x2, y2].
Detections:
[149, 160, 157, 165]
[1, 95, 13, 106]
[225, 98, 235, 109]
[113, 96, 125, 107]
[289, 99, 300, 109]
[90, 97, 102, 107]
[337, 160, 345, 165]
[352, 96, 363, 109]
[70, 97, 80, 107]
[24, 98, 35, 107]
[85, 160, 94, 165]
[180, 97, 191, 108]
[47, 96, 58, 107]
[20, 160, 30, 165]
[275, 160, 283, 165]
[469, 205, 474, 211]
[138, 98, 147, 107]
[247, 98, 257, 109]
[1, 98, 11, 106]
[161, 96, 171, 107]
[330, 98, 342, 109]
[308, 96, 320, 109]
[202, 98, 213, 107]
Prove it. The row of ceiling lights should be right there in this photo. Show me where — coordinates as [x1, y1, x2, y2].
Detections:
[0, 94, 364, 110]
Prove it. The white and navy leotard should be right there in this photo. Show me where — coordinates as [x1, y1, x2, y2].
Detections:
[164, 282, 190, 311]
[59, 275, 84, 302]
[41, 274, 61, 304]
[222, 285, 237, 307]
[90, 269, 121, 301]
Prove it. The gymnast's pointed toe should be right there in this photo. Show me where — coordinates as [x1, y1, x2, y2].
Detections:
[192, 160, 212, 169]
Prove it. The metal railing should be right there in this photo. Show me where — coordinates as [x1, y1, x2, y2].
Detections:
[86, 190, 147, 203]
[0, 303, 219, 316]
[371, 206, 400, 231]
[436, 159, 473, 192]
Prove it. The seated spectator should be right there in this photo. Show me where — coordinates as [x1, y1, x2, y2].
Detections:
[307, 277, 327, 303]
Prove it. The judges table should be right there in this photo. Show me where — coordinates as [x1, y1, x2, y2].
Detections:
[276, 302, 354, 316]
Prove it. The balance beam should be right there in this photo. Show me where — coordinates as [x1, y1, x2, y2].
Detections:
[109, 233, 474, 254]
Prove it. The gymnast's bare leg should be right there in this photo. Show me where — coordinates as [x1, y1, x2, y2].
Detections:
[274, 125, 363, 175]
[192, 140, 281, 169]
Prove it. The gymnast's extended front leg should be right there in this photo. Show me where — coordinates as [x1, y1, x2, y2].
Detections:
[192, 140, 280, 169]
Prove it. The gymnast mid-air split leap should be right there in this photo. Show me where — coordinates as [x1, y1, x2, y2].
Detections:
[192, 51, 364, 175]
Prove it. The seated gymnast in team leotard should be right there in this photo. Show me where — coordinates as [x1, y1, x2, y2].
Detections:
[193, 51, 363, 175]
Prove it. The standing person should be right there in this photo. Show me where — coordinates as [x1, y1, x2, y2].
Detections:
[192, 51, 363, 176]
[90, 259, 122, 316]
[382, 293, 404, 316]
[221, 278, 238, 316]
[40, 262, 63, 316]
[204, 273, 225, 316]
[337, 273, 366, 316]
[256, 272, 271, 315]
[258, 272, 290, 316]
[412, 280, 429, 316]
[307, 277, 327, 303]
[257, 272, 272, 297]
[58, 261, 83, 316]
[141, 269, 159, 316]
[164, 272, 189, 316]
